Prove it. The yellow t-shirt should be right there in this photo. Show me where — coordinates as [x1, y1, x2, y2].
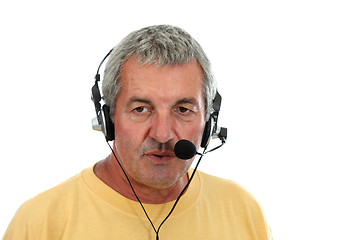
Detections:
[3, 167, 272, 240]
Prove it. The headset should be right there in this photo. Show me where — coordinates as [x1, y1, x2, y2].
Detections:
[91, 49, 227, 147]
[91, 49, 115, 141]
[90, 48, 227, 240]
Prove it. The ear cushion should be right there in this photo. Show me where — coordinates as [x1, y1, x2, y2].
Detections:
[201, 117, 213, 148]
[102, 105, 115, 141]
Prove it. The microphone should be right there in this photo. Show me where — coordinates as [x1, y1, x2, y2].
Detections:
[174, 140, 201, 160]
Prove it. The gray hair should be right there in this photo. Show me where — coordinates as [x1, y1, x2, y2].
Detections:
[102, 25, 217, 120]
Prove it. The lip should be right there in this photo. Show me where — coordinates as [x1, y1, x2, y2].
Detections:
[144, 150, 176, 164]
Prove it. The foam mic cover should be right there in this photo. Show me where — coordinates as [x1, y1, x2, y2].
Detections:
[174, 140, 197, 160]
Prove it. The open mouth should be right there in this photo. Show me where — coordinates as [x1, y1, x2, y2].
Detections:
[145, 150, 175, 164]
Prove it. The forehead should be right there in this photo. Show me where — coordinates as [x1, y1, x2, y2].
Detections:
[119, 57, 205, 104]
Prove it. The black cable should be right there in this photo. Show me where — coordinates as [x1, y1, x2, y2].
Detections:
[106, 141, 207, 240]
[106, 141, 157, 233]
[155, 147, 206, 237]
[96, 49, 113, 77]
[203, 136, 226, 155]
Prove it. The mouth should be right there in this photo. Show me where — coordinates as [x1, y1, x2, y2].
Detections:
[144, 150, 176, 164]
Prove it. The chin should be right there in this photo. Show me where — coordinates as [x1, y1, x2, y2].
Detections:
[142, 168, 188, 190]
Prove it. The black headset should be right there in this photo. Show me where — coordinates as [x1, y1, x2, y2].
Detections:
[91, 49, 227, 147]
[91, 49, 115, 142]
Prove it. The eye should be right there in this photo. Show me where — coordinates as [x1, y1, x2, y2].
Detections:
[133, 106, 148, 114]
[174, 105, 196, 121]
[178, 106, 190, 114]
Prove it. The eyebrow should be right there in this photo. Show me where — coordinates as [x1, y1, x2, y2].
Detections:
[175, 98, 199, 106]
[127, 97, 199, 107]
[128, 97, 153, 105]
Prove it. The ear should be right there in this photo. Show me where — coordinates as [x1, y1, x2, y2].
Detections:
[102, 105, 115, 141]
[200, 116, 213, 148]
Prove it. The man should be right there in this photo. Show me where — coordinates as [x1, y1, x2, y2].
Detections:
[3, 25, 272, 239]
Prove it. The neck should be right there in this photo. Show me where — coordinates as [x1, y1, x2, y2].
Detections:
[94, 155, 189, 204]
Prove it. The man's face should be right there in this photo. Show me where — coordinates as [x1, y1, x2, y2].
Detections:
[112, 57, 206, 190]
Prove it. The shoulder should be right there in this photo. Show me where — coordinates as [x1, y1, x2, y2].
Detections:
[196, 170, 264, 213]
[195, 171, 273, 239]
[197, 170, 254, 198]
[23, 171, 84, 211]
[4, 170, 86, 238]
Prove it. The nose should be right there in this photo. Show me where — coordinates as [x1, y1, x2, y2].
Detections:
[148, 111, 175, 144]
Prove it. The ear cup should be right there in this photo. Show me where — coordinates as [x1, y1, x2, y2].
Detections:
[200, 117, 213, 148]
[102, 105, 115, 141]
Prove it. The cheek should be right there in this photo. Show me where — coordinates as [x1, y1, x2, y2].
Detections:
[179, 120, 206, 148]
[113, 110, 149, 142]
[113, 120, 145, 156]
[196, 124, 206, 147]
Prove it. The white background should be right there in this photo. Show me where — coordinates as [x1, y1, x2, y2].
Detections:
[1, 0, 359, 239]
